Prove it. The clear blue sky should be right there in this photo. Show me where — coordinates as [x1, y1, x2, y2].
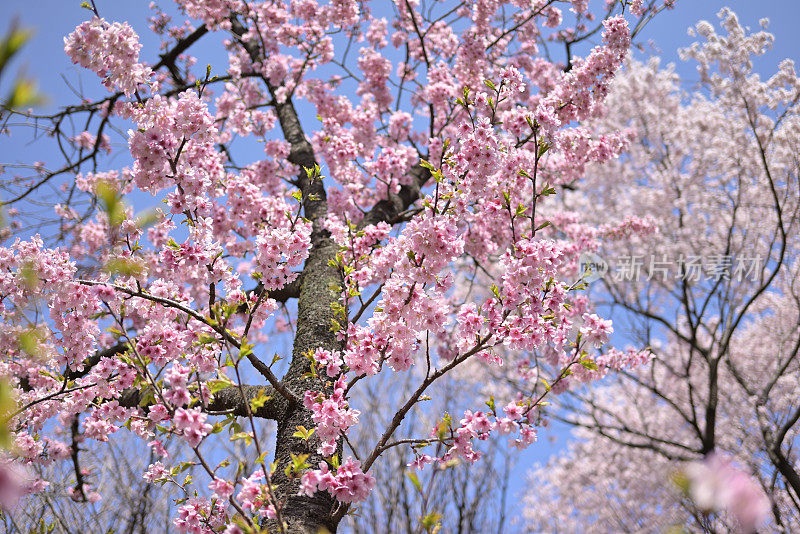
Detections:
[2, 0, 799, 524]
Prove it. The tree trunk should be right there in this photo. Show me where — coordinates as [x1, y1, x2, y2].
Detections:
[263, 236, 344, 533]
[229, 16, 347, 531]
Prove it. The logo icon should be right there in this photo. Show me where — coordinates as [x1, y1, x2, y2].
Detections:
[578, 252, 608, 283]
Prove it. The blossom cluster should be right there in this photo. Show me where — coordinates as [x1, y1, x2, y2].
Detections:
[303, 374, 359, 456]
[300, 458, 375, 504]
[64, 17, 152, 95]
[683, 454, 771, 532]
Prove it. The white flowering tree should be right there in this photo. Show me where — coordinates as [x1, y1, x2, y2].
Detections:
[524, 10, 800, 532]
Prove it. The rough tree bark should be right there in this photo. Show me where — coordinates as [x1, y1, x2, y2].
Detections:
[228, 16, 345, 533]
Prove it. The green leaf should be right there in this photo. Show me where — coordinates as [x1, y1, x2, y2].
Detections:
[537, 141, 551, 158]
[304, 164, 321, 180]
[291, 453, 310, 470]
[421, 511, 443, 532]
[539, 377, 551, 392]
[0, 378, 18, 449]
[330, 318, 341, 333]
[292, 425, 315, 441]
[671, 470, 690, 493]
[434, 413, 452, 440]
[330, 301, 346, 318]
[0, 25, 32, 68]
[230, 432, 254, 445]
[138, 387, 156, 408]
[489, 284, 501, 299]
[16, 328, 42, 357]
[19, 261, 39, 290]
[406, 470, 422, 493]
[177, 461, 196, 473]
[96, 181, 126, 226]
[216, 459, 231, 470]
[238, 341, 254, 361]
[285, 453, 311, 478]
[249, 389, 271, 412]
[210, 422, 226, 434]
[540, 184, 557, 196]
[103, 257, 146, 278]
[5, 77, 43, 109]
[135, 209, 159, 229]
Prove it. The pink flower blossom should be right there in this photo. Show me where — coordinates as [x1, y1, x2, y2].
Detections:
[64, 17, 152, 95]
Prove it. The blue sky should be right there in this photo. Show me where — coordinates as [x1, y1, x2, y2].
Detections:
[3, 0, 799, 526]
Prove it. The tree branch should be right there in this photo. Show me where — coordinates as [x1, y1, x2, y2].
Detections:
[359, 163, 431, 230]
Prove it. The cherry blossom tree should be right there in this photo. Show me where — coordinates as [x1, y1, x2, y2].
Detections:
[0, 0, 682, 532]
[524, 9, 800, 532]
